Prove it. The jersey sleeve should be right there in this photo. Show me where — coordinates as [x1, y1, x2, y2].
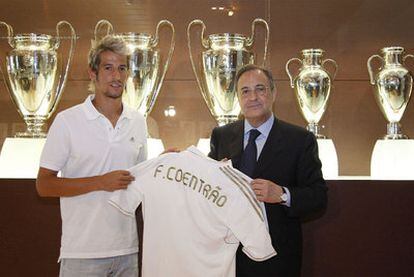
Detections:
[220, 165, 277, 261]
[39, 113, 70, 172]
[108, 158, 157, 217]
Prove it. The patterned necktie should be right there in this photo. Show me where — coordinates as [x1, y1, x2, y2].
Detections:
[239, 129, 261, 177]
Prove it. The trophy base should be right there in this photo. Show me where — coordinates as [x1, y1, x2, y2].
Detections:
[15, 132, 47, 138]
[383, 122, 408, 140]
[18, 117, 48, 138]
[216, 115, 239, 127]
[314, 134, 327, 139]
[316, 138, 338, 179]
[0, 137, 46, 178]
[307, 123, 326, 139]
[383, 134, 409, 140]
[371, 139, 414, 180]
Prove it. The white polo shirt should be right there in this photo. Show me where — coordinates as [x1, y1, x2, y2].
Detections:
[109, 146, 276, 277]
[40, 94, 148, 259]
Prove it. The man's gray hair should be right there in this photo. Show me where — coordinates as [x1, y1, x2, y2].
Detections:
[235, 64, 275, 92]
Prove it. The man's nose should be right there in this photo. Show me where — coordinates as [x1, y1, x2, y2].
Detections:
[247, 90, 258, 100]
[113, 69, 122, 80]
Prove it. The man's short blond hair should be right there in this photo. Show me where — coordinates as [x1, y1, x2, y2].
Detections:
[88, 35, 128, 92]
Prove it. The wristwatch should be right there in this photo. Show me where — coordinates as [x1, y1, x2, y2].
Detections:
[280, 187, 288, 203]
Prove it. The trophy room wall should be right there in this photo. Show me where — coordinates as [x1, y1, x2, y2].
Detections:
[0, 0, 414, 176]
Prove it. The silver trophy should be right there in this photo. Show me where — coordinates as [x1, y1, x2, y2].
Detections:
[367, 46, 413, 139]
[286, 49, 337, 138]
[94, 19, 175, 117]
[187, 18, 269, 126]
[0, 21, 76, 137]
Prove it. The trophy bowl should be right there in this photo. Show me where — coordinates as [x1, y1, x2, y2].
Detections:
[94, 19, 175, 117]
[286, 48, 338, 138]
[187, 18, 269, 126]
[368, 46, 413, 139]
[0, 21, 76, 137]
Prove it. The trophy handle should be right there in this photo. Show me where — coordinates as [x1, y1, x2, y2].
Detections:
[367, 54, 384, 85]
[0, 22, 14, 100]
[187, 19, 211, 107]
[148, 20, 175, 113]
[54, 21, 76, 112]
[187, 19, 209, 49]
[322, 58, 338, 80]
[94, 19, 114, 42]
[0, 21, 14, 47]
[246, 18, 269, 67]
[285, 58, 302, 88]
[403, 54, 414, 67]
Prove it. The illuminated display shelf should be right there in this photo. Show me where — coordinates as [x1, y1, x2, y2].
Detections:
[0, 137, 165, 179]
[371, 139, 414, 180]
[197, 137, 341, 180]
[2, 137, 414, 181]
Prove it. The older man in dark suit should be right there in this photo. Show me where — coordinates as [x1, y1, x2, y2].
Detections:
[208, 64, 327, 277]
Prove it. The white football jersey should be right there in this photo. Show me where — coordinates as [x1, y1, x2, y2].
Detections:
[109, 146, 276, 277]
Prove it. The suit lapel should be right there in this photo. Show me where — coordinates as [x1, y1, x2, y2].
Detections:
[229, 121, 244, 169]
[254, 118, 284, 177]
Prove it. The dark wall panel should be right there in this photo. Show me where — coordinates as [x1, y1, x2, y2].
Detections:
[1, 179, 413, 276]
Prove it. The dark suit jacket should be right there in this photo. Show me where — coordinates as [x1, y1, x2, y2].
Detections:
[209, 118, 327, 277]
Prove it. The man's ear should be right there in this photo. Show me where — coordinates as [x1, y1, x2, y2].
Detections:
[272, 87, 277, 101]
[88, 67, 97, 81]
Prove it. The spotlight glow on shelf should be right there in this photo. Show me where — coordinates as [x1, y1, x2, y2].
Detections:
[164, 106, 176, 117]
